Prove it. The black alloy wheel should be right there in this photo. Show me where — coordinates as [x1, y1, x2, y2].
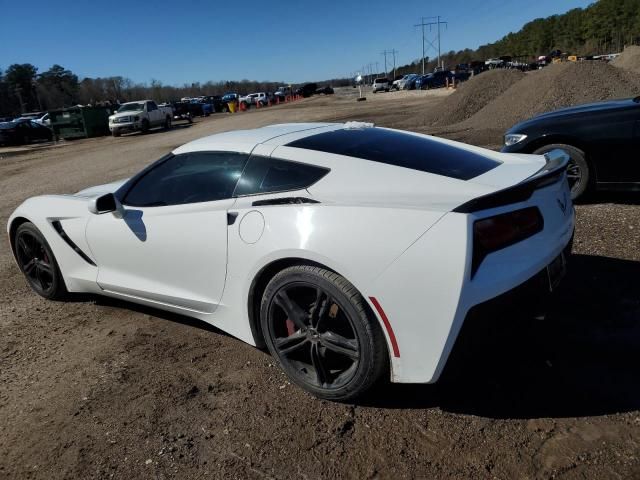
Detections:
[14, 223, 66, 299]
[261, 266, 387, 401]
[533, 143, 590, 200]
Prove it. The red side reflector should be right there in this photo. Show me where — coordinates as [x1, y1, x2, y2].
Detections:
[369, 297, 400, 358]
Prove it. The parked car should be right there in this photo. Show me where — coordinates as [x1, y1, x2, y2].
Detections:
[372, 78, 390, 93]
[109, 100, 173, 137]
[0, 119, 53, 146]
[274, 86, 291, 101]
[296, 83, 318, 98]
[16, 112, 51, 126]
[395, 74, 419, 90]
[502, 96, 640, 200]
[8, 122, 574, 401]
[201, 95, 225, 113]
[485, 58, 504, 68]
[170, 102, 194, 123]
[315, 86, 334, 95]
[418, 71, 452, 90]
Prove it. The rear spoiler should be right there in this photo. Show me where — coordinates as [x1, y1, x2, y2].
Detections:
[453, 149, 570, 213]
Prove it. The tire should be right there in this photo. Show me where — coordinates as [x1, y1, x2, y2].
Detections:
[533, 143, 591, 201]
[112, 129, 121, 137]
[141, 119, 150, 133]
[14, 222, 67, 300]
[164, 116, 172, 130]
[260, 265, 388, 402]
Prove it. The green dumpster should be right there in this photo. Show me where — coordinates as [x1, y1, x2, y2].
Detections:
[49, 106, 111, 139]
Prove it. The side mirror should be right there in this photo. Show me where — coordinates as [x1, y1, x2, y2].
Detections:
[88, 193, 124, 218]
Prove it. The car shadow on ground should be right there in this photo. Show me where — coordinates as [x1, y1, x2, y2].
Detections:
[365, 254, 640, 418]
[581, 191, 640, 206]
[80, 254, 639, 419]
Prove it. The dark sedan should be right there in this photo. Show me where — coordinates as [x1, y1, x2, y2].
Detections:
[0, 119, 53, 146]
[501, 97, 640, 200]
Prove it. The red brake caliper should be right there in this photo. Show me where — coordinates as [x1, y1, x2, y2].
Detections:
[285, 318, 295, 336]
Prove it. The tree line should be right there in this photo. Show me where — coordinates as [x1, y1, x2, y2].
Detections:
[389, 0, 640, 78]
[0, 64, 332, 117]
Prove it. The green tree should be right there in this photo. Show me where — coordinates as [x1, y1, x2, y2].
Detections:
[37, 64, 79, 109]
[5, 63, 38, 113]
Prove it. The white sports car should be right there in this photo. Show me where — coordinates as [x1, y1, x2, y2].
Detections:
[8, 122, 575, 401]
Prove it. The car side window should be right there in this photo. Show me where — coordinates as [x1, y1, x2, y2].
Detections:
[234, 156, 329, 196]
[147, 101, 157, 111]
[123, 152, 248, 207]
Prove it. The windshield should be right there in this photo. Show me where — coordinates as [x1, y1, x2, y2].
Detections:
[117, 102, 145, 113]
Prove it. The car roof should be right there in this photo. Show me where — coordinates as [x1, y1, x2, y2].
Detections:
[172, 123, 340, 154]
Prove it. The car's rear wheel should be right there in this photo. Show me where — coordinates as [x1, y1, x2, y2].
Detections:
[533, 143, 590, 200]
[14, 222, 67, 300]
[260, 265, 388, 401]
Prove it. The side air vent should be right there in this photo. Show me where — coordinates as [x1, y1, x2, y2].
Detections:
[51, 220, 97, 266]
[252, 197, 320, 207]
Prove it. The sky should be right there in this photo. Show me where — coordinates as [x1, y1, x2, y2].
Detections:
[0, 0, 593, 85]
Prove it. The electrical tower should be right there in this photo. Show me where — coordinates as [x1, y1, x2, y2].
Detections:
[415, 16, 447, 71]
[381, 49, 398, 79]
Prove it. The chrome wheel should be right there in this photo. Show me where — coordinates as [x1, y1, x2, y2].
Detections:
[267, 282, 360, 389]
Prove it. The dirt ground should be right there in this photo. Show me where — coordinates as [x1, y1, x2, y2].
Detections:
[1, 91, 639, 480]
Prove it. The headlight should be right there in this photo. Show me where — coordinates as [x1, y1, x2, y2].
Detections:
[504, 133, 527, 146]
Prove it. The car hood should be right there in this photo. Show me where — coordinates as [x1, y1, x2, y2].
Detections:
[111, 110, 143, 119]
[74, 179, 129, 198]
[508, 97, 639, 132]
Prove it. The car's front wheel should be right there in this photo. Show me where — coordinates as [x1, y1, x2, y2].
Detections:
[533, 143, 590, 200]
[14, 222, 67, 300]
[260, 265, 388, 401]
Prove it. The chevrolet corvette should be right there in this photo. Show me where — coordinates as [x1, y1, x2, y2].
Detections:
[8, 122, 575, 400]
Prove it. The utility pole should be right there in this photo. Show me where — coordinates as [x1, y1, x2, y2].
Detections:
[418, 16, 448, 70]
[381, 51, 388, 77]
[375, 62, 379, 78]
[415, 17, 428, 74]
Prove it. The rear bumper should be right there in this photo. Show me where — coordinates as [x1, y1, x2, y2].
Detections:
[471, 235, 573, 318]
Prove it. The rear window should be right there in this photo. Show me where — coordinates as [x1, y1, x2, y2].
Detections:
[286, 128, 501, 180]
[374, 78, 388, 83]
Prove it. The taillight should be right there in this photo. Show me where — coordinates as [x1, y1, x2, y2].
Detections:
[471, 207, 544, 276]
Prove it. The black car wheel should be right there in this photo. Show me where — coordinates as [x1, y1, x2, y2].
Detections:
[164, 116, 172, 130]
[14, 222, 67, 300]
[260, 265, 388, 401]
[533, 143, 590, 200]
[141, 119, 150, 133]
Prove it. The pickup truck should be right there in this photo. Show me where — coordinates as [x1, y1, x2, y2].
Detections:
[239, 92, 268, 108]
[109, 100, 173, 137]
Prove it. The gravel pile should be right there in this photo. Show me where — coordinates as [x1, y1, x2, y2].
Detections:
[612, 45, 640, 74]
[462, 61, 640, 132]
[427, 69, 525, 126]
